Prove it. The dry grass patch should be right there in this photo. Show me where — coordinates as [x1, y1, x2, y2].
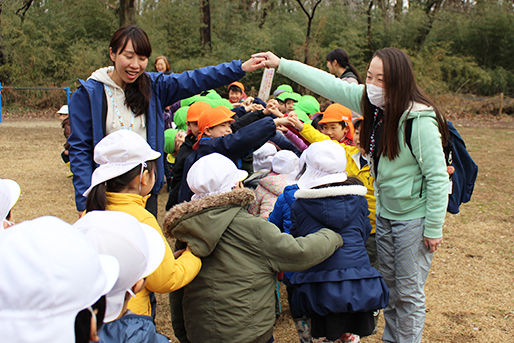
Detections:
[0, 117, 512, 342]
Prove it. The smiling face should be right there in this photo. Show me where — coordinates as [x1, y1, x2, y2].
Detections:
[320, 122, 348, 142]
[228, 89, 243, 103]
[155, 59, 167, 73]
[204, 121, 232, 138]
[109, 39, 148, 87]
[285, 99, 295, 113]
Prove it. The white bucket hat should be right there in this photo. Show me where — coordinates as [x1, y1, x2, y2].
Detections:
[187, 153, 248, 200]
[73, 211, 166, 322]
[252, 143, 277, 172]
[297, 140, 348, 189]
[0, 216, 119, 343]
[272, 150, 300, 175]
[0, 179, 21, 221]
[57, 105, 69, 115]
[83, 130, 161, 196]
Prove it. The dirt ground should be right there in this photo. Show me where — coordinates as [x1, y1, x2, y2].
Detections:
[0, 115, 512, 342]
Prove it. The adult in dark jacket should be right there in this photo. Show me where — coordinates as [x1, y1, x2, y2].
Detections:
[68, 25, 265, 215]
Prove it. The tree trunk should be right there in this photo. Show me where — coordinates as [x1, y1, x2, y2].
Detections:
[119, 0, 136, 28]
[200, 0, 212, 53]
[0, 0, 5, 65]
[295, 0, 323, 65]
[367, 0, 374, 56]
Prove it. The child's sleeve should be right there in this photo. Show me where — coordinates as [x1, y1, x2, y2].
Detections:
[213, 117, 277, 160]
[142, 216, 202, 293]
[299, 122, 331, 144]
[283, 129, 308, 152]
[268, 194, 285, 231]
[256, 220, 343, 272]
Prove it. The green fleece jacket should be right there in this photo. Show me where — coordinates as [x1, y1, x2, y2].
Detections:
[278, 58, 448, 238]
[163, 188, 343, 343]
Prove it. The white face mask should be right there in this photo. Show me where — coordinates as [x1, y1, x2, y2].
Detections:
[366, 83, 385, 109]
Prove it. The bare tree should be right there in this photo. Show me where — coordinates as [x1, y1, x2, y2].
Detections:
[200, 0, 212, 52]
[119, 0, 136, 27]
[367, 0, 374, 55]
[0, 0, 4, 66]
[16, 0, 33, 23]
[295, 0, 323, 64]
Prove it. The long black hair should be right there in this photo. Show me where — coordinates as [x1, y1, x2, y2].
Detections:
[360, 48, 448, 160]
[109, 25, 152, 117]
[86, 160, 157, 212]
[326, 49, 363, 84]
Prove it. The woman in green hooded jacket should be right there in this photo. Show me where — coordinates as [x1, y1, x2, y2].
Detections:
[254, 48, 449, 343]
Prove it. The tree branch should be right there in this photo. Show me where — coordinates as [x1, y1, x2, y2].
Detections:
[16, 0, 33, 23]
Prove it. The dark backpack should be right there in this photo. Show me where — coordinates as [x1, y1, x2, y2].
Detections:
[405, 120, 478, 214]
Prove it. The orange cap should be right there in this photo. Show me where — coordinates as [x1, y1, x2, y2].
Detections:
[197, 106, 235, 139]
[187, 101, 212, 123]
[319, 103, 355, 139]
[227, 81, 244, 93]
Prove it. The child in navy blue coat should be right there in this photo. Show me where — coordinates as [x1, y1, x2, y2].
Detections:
[287, 140, 389, 343]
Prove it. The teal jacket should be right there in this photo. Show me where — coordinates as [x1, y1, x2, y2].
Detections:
[278, 59, 448, 238]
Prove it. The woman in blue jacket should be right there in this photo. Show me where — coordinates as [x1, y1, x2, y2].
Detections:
[68, 25, 265, 216]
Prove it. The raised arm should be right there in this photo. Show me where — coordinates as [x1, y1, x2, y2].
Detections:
[253, 51, 364, 114]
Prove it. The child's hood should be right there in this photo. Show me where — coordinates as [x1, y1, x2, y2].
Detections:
[294, 185, 367, 230]
[88, 66, 122, 90]
[258, 173, 290, 196]
[163, 188, 255, 257]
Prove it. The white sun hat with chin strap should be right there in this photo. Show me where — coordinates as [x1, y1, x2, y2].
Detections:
[83, 130, 161, 197]
[297, 140, 348, 189]
[0, 178, 21, 222]
[73, 210, 166, 322]
[187, 153, 248, 200]
[0, 216, 119, 343]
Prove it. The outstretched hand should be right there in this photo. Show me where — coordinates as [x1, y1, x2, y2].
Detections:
[241, 56, 267, 73]
[251, 51, 281, 69]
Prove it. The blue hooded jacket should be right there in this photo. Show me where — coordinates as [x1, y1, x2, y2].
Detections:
[287, 185, 389, 316]
[98, 314, 168, 343]
[268, 184, 299, 234]
[68, 61, 245, 211]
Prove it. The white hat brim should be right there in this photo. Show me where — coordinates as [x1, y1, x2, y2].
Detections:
[138, 223, 166, 278]
[297, 167, 347, 189]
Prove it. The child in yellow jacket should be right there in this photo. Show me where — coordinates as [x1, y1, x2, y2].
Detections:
[286, 112, 376, 241]
[83, 129, 202, 317]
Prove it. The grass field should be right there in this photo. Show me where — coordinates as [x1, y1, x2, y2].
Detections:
[0, 115, 512, 342]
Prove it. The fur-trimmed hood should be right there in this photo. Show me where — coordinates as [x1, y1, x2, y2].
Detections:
[163, 188, 255, 257]
[292, 184, 369, 232]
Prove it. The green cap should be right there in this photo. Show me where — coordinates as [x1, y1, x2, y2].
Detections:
[295, 95, 320, 115]
[276, 91, 301, 102]
[173, 106, 189, 131]
[164, 128, 179, 155]
[204, 89, 222, 100]
[291, 109, 311, 124]
[273, 84, 293, 96]
[180, 95, 201, 107]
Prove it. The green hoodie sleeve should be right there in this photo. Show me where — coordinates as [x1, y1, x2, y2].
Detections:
[256, 221, 343, 272]
[277, 58, 364, 114]
[410, 114, 449, 238]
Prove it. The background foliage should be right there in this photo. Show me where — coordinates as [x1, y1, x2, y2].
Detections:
[0, 0, 512, 108]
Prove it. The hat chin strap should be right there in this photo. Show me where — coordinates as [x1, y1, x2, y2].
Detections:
[138, 162, 147, 194]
